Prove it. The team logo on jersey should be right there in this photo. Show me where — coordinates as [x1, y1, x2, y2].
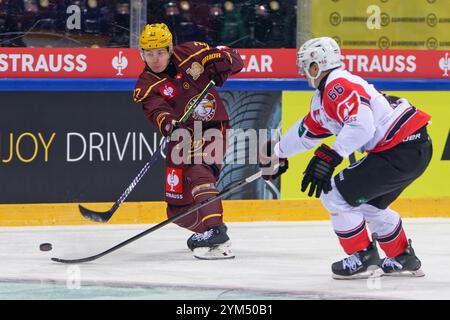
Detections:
[112, 51, 128, 76]
[337, 91, 360, 123]
[187, 93, 217, 122]
[166, 167, 182, 193]
[439, 52, 449, 77]
[160, 83, 178, 100]
[298, 119, 306, 137]
[186, 62, 204, 80]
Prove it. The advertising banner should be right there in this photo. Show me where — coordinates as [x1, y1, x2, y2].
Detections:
[310, 0, 450, 50]
[0, 91, 166, 204]
[0, 90, 280, 204]
[1, 48, 449, 79]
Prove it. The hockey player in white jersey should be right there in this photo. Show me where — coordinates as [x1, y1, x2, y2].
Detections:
[260, 37, 432, 279]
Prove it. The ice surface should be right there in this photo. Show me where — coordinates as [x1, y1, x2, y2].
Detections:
[1, 219, 449, 300]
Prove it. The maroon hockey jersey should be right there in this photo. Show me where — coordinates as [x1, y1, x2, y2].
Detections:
[133, 41, 243, 133]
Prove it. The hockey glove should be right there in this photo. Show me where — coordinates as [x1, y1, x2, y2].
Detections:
[301, 144, 343, 198]
[205, 63, 231, 87]
[204, 49, 233, 87]
[160, 116, 189, 137]
[258, 140, 289, 181]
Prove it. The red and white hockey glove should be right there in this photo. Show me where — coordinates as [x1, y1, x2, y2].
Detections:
[301, 144, 343, 198]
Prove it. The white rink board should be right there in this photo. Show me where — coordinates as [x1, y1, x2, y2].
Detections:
[1, 219, 450, 300]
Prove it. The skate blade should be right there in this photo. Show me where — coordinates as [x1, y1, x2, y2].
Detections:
[332, 267, 383, 280]
[382, 268, 425, 277]
[193, 241, 235, 260]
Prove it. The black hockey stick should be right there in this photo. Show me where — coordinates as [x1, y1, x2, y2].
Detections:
[78, 80, 216, 223]
[52, 170, 263, 264]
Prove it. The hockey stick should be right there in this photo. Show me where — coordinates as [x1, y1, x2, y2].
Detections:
[52, 169, 263, 264]
[349, 152, 357, 164]
[78, 80, 216, 223]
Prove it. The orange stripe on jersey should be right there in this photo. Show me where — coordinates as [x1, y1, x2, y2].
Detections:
[173, 52, 182, 62]
[135, 78, 167, 103]
[156, 112, 171, 131]
[179, 47, 210, 67]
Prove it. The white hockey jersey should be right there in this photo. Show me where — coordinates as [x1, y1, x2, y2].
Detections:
[275, 69, 430, 159]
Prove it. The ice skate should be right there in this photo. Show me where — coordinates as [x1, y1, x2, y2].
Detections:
[380, 239, 425, 277]
[187, 224, 235, 260]
[332, 241, 382, 280]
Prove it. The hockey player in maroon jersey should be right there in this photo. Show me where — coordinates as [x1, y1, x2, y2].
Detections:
[260, 37, 432, 279]
[133, 23, 243, 259]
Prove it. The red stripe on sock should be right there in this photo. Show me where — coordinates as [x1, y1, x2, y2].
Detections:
[378, 228, 408, 258]
[337, 227, 370, 255]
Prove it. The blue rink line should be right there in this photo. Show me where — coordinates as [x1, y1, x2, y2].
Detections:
[0, 78, 448, 91]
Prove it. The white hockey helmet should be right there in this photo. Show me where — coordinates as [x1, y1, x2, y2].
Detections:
[297, 37, 342, 87]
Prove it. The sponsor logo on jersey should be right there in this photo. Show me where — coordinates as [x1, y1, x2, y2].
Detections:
[355, 196, 367, 205]
[403, 132, 421, 142]
[201, 53, 222, 66]
[186, 62, 204, 80]
[160, 83, 177, 100]
[112, 51, 128, 76]
[337, 91, 360, 123]
[298, 119, 306, 137]
[166, 167, 183, 194]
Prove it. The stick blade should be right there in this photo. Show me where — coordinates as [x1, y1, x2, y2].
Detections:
[78, 204, 113, 223]
[51, 257, 93, 264]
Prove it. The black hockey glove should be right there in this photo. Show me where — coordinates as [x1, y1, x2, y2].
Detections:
[301, 144, 343, 198]
[258, 140, 289, 181]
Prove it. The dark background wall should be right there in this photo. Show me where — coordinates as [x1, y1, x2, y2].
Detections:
[0, 91, 165, 203]
[0, 90, 281, 204]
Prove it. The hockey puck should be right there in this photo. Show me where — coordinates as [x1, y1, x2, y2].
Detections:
[39, 243, 52, 252]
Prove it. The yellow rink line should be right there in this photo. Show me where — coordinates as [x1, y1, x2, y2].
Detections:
[0, 198, 449, 227]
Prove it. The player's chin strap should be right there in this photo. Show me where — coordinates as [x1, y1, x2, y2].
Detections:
[304, 67, 322, 89]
